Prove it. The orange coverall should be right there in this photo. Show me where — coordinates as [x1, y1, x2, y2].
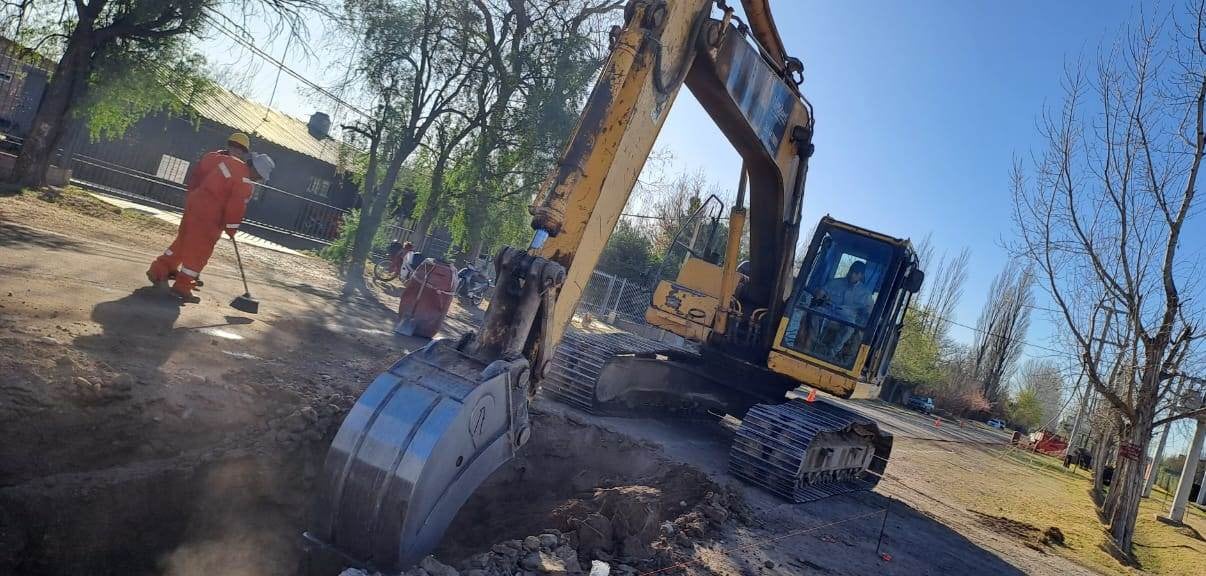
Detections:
[148, 151, 255, 297]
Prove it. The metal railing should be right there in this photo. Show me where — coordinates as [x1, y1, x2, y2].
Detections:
[68, 152, 349, 244]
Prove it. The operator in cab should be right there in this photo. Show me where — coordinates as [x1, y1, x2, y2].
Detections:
[808, 260, 873, 360]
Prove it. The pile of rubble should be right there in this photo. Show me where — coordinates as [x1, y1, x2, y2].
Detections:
[343, 486, 746, 576]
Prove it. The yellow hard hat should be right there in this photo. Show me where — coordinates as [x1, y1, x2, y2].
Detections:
[227, 132, 250, 151]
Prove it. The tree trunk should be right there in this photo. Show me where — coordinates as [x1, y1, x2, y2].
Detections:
[1092, 421, 1116, 499]
[10, 25, 95, 187]
[413, 150, 451, 252]
[1105, 368, 1159, 556]
[344, 137, 417, 291]
[463, 124, 497, 264]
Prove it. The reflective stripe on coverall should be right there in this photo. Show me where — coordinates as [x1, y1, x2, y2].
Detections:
[147, 151, 255, 296]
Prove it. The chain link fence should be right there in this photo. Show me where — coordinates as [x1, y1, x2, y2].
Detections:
[574, 269, 685, 346]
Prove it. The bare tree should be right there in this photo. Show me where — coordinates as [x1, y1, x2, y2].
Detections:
[968, 261, 1035, 407]
[1019, 359, 1065, 430]
[1010, 8, 1204, 555]
[917, 247, 971, 343]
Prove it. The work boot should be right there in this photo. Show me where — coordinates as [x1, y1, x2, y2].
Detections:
[171, 289, 201, 304]
[146, 269, 168, 290]
[167, 272, 203, 289]
[170, 276, 200, 304]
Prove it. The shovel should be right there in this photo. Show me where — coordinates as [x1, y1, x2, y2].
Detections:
[228, 235, 260, 314]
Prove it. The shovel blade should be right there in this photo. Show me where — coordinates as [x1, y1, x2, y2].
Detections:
[230, 294, 259, 314]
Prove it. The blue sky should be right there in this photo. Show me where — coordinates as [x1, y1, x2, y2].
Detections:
[198, 2, 1206, 420]
[657, 1, 1139, 355]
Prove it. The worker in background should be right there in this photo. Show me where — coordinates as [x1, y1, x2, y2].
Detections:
[166, 133, 253, 290]
[147, 145, 274, 303]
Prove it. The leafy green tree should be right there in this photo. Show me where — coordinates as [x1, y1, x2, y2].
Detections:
[2, 0, 319, 186]
[890, 307, 944, 388]
[597, 219, 655, 282]
[338, 0, 485, 291]
[75, 43, 213, 142]
[1007, 388, 1044, 431]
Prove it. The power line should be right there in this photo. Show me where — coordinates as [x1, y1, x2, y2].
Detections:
[915, 308, 1072, 358]
[202, 11, 373, 121]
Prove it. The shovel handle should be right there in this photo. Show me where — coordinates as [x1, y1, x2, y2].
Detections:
[229, 235, 251, 295]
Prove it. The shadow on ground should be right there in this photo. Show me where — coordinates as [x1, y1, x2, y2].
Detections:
[0, 221, 85, 250]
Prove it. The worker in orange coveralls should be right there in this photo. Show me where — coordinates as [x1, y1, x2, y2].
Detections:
[161, 133, 252, 290]
[147, 134, 275, 303]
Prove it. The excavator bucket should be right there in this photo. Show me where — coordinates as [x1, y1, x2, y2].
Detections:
[302, 339, 532, 573]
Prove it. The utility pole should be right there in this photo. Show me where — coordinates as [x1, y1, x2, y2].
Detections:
[1144, 375, 1187, 497]
[1143, 423, 1171, 497]
[1160, 385, 1206, 525]
[1066, 307, 1116, 460]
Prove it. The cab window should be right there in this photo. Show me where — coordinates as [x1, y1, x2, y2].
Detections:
[781, 229, 893, 369]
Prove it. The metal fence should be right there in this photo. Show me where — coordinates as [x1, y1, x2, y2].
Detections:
[573, 269, 687, 346]
[577, 270, 652, 323]
[379, 223, 454, 261]
[68, 151, 349, 244]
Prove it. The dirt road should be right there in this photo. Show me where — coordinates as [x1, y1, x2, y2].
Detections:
[0, 190, 1155, 576]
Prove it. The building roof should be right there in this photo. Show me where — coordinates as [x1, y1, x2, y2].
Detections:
[181, 84, 343, 167]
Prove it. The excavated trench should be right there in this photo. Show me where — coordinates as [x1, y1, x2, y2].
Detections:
[0, 411, 720, 575]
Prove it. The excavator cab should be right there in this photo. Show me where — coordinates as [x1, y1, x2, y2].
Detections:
[645, 212, 922, 402]
[769, 216, 923, 399]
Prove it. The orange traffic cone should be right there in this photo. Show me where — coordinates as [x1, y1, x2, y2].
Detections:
[805, 388, 817, 403]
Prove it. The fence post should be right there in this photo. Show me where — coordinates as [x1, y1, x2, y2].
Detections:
[600, 273, 616, 316]
[611, 278, 627, 317]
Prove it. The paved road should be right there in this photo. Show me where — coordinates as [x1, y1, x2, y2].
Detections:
[835, 397, 1012, 445]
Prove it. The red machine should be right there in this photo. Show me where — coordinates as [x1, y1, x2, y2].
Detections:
[395, 259, 456, 338]
[1024, 431, 1068, 456]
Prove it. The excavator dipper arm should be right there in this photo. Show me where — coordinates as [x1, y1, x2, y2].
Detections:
[306, 1, 813, 572]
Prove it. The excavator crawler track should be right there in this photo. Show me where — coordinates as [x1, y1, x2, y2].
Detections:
[540, 328, 676, 412]
[730, 398, 892, 502]
[542, 328, 891, 504]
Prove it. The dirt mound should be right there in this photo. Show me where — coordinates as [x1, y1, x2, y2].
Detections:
[971, 510, 1065, 552]
[423, 412, 744, 576]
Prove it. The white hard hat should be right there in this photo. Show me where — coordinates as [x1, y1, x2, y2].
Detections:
[250, 153, 275, 183]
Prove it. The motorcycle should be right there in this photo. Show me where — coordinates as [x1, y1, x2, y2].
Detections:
[373, 241, 420, 283]
[455, 264, 490, 307]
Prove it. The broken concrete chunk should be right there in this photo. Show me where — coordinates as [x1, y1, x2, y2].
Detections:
[588, 561, 610, 576]
[553, 545, 581, 573]
[521, 551, 566, 574]
[419, 555, 459, 576]
[523, 535, 542, 551]
[539, 533, 559, 550]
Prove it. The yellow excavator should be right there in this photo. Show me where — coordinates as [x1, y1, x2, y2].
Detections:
[303, 0, 924, 571]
